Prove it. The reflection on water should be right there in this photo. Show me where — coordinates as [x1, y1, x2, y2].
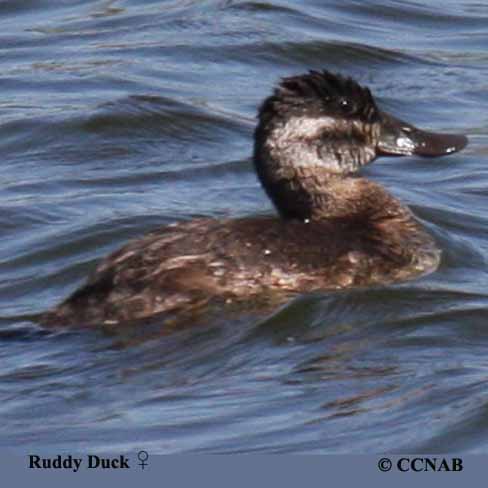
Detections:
[1, 0, 488, 453]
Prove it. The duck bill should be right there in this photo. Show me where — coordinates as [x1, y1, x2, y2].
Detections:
[377, 112, 468, 157]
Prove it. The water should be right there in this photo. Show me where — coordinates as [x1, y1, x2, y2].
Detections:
[1, 0, 488, 454]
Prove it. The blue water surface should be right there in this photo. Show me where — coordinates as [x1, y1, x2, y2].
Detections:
[1, 0, 488, 453]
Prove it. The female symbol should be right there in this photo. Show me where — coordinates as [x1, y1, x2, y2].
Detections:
[137, 450, 149, 470]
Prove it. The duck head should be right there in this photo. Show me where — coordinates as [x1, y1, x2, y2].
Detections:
[254, 70, 467, 219]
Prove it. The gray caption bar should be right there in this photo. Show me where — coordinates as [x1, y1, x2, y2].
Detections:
[2, 453, 477, 488]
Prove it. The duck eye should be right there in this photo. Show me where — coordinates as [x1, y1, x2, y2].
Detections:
[338, 97, 355, 114]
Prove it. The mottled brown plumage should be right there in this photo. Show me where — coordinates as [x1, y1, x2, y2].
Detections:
[42, 70, 467, 326]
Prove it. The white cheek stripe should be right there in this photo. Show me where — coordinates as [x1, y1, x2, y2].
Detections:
[264, 116, 373, 173]
[270, 116, 338, 142]
[265, 116, 341, 171]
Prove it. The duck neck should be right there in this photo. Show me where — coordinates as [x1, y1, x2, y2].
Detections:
[254, 155, 406, 224]
[256, 159, 438, 268]
[254, 115, 380, 221]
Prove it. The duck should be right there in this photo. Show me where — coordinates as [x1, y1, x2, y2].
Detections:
[42, 70, 468, 327]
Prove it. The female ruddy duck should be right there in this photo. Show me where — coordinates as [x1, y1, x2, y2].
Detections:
[43, 71, 467, 326]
